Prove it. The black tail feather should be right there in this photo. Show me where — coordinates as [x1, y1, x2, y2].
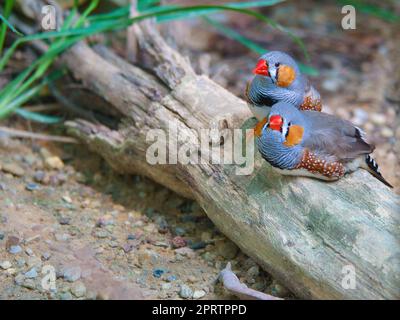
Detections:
[365, 155, 393, 188]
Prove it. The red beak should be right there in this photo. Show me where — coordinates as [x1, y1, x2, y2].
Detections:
[253, 59, 269, 76]
[268, 115, 283, 131]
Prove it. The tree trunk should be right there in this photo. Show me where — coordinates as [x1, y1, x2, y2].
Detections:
[18, 4, 400, 299]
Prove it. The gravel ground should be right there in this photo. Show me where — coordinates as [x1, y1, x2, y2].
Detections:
[0, 139, 292, 300]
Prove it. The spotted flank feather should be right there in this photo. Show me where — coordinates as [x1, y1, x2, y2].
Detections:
[296, 149, 345, 179]
[364, 155, 393, 188]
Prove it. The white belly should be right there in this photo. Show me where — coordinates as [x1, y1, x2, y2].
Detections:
[272, 167, 339, 181]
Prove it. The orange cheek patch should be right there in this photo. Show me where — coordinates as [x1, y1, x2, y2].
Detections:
[277, 65, 296, 87]
[254, 117, 268, 137]
[284, 125, 304, 146]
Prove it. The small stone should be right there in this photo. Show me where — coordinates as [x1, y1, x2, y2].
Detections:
[370, 113, 386, 125]
[15, 258, 26, 267]
[216, 241, 238, 260]
[9, 245, 22, 254]
[161, 283, 172, 290]
[71, 281, 86, 298]
[152, 268, 165, 278]
[174, 227, 186, 236]
[171, 236, 186, 249]
[59, 292, 73, 300]
[174, 247, 195, 258]
[179, 284, 193, 299]
[14, 274, 25, 286]
[127, 234, 135, 240]
[42, 252, 51, 261]
[63, 266, 82, 282]
[381, 127, 394, 138]
[22, 279, 36, 290]
[26, 183, 40, 191]
[58, 217, 71, 225]
[0, 260, 12, 270]
[95, 230, 108, 239]
[351, 108, 369, 126]
[7, 268, 17, 275]
[25, 248, 34, 256]
[0, 231, 4, 240]
[96, 215, 114, 227]
[166, 275, 177, 282]
[246, 265, 260, 278]
[55, 233, 70, 241]
[26, 256, 42, 268]
[193, 290, 206, 299]
[24, 267, 38, 279]
[62, 195, 72, 203]
[189, 241, 207, 250]
[269, 281, 290, 297]
[33, 171, 47, 183]
[1, 163, 25, 176]
[45, 156, 64, 170]
[187, 275, 197, 283]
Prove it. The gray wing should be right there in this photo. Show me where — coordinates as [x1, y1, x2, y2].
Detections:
[301, 111, 374, 162]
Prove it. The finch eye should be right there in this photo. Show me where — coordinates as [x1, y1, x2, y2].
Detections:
[275, 63, 280, 67]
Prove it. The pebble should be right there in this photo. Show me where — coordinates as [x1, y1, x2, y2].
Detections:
[246, 265, 260, 278]
[33, 171, 47, 184]
[15, 257, 26, 267]
[153, 268, 165, 278]
[174, 247, 195, 258]
[193, 290, 206, 299]
[55, 233, 70, 241]
[0, 260, 12, 270]
[127, 234, 135, 240]
[351, 108, 369, 126]
[270, 281, 290, 297]
[58, 217, 71, 225]
[59, 292, 73, 300]
[9, 245, 22, 254]
[42, 252, 51, 261]
[190, 241, 207, 250]
[7, 268, 17, 275]
[22, 279, 36, 290]
[63, 266, 82, 282]
[216, 241, 238, 260]
[26, 256, 42, 268]
[14, 274, 25, 286]
[161, 283, 172, 290]
[45, 156, 64, 170]
[381, 127, 394, 138]
[1, 163, 25, 176]
[95, 230, 108, 239]
[370, 113, 386, 125]
[166, 275, 177, 282]
[71, 282, 87, 298]
[25, 248, 34, 256]
[174, 227, 186, 236]
[171, 236, 186, 249]
[0, 231, 4, 240]
[179, 284, 193, 299]
[26, 183, 40, 191]
[24, 268, 38, 279]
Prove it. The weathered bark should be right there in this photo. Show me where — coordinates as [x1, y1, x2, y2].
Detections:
[18, 3, 400, 299]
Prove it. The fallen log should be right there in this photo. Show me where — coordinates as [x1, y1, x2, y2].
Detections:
[18, 2, 400, 299]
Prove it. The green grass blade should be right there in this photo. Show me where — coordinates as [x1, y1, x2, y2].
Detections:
[15, 109, 63, 124]
[154, 0, 285, 22]
[204, 17, 318, 76]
